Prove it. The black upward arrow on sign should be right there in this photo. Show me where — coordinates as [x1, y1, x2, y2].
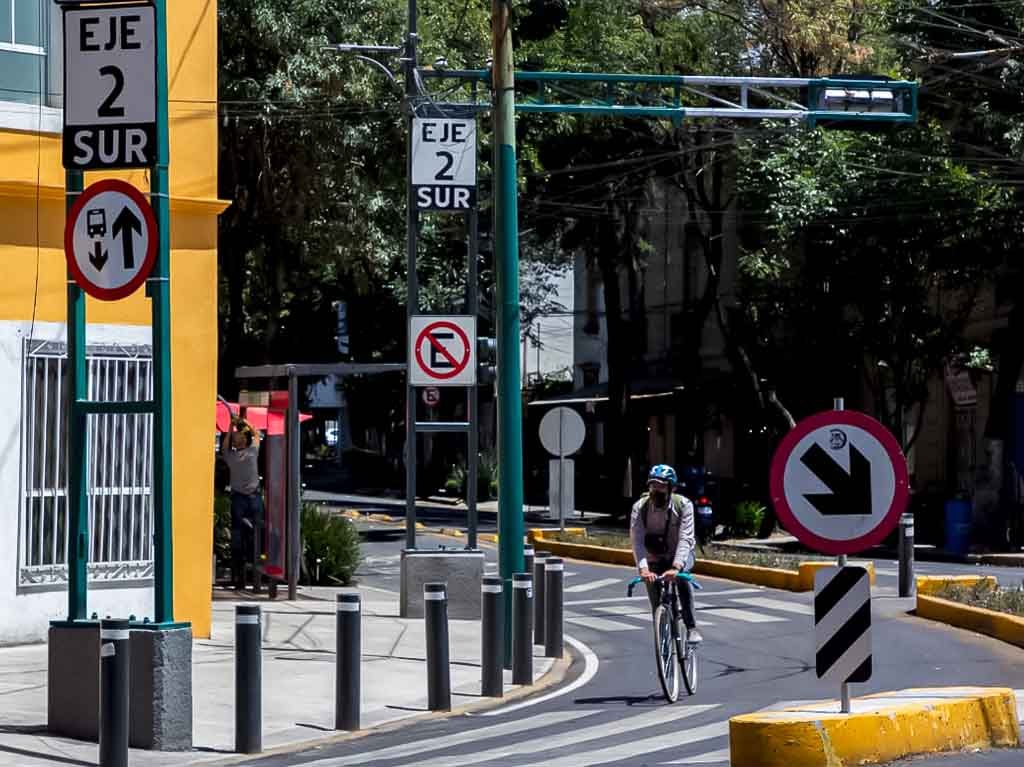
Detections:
[112, 207, 142, 269]
[800, 442, 872, 516]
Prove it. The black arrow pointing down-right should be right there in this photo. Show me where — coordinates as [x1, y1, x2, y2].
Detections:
[800, 442, 872, 516]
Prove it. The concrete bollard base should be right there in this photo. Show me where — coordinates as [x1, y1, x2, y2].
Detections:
[400, 549, 486, 619]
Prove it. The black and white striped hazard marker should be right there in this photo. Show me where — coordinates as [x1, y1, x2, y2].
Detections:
[814, 566, 871, 683]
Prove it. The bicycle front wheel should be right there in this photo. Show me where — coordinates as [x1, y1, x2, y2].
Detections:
[653, 604, 680, 703]
[681, 625, 699, 695]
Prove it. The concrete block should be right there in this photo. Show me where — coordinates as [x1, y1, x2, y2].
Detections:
[47, 623, 193, 750]
[401, 549, 485, 619]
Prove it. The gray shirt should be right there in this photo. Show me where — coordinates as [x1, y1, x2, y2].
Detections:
[223, 445, 260, 495]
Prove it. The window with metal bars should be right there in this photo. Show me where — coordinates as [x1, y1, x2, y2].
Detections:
[19, 340, 154, 586]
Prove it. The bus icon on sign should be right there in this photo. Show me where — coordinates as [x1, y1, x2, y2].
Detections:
[86, 209, 107, 238]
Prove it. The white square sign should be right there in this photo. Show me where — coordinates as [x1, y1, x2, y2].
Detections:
[63, 4, 157, 170]
[411, 118, 477, 211]
[409, 316, 477, 386]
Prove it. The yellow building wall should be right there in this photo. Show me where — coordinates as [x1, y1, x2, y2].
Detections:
[0, 0, 223, 637]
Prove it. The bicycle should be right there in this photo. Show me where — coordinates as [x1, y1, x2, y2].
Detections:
[628, 572, 701, 702]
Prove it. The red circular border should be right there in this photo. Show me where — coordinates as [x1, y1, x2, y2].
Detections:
[768, 410, 910, 556]
[64, 179, 158, 301]
[414, 321, 471, 380]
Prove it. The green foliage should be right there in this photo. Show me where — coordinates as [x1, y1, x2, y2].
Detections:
[301, 504, 362, 586]
[213, 494, 232, 566]
[732, 501, 766, 538]
[937, 579, 1024, 618]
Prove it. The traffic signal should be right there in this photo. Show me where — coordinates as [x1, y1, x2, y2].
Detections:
[477, 336, 496, 386]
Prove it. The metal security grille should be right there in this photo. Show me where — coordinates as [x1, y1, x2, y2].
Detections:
[20, 340, 154, 586]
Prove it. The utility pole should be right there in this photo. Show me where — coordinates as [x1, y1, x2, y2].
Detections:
[404, 0, 420, 550]
[492, 0, 525, 664]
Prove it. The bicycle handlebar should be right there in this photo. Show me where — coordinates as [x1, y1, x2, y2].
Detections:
[626, 571, 700, 597]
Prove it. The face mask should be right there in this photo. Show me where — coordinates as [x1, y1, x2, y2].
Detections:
[650, 490, 668, 507]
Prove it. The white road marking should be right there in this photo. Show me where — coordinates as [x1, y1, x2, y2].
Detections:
[565, 577, 621, 593]
[565, 587, 761, 608]
[399, 705, 721, 767]
[705, 608, 787, 624]
[661, 747, 731, 764]
[733, 596, 813, 616]
[480, 634, 598, 716]
[298, 710, 596, 766]
[592, 605, 716, 629]
[566, 615, 643, 632]
[539, 720, 731, 767]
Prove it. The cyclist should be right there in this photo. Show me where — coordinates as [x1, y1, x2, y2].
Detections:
[630, 464, 702, 643]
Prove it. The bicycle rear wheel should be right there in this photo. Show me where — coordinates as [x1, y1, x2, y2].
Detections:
[681, 624, 699, 695]
[653, 604, 680, 703]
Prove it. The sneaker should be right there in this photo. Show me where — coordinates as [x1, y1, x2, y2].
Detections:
[687, 627, 704, 644]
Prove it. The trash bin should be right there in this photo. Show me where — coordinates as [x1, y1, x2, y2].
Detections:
[944, 497, 972, 556]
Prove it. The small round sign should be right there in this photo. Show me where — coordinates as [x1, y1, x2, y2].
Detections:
[539, 406, 586, 457]
[422, 386, 441, 407]
[64, 179, 157, 301]
[769, 410, 910, 556]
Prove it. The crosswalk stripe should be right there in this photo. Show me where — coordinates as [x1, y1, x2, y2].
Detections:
[705, 608, 786, 624]
[537, 720, 730, 767]
[394, 705, 720, 767]
[296, 710, 596, 767]
[565, 587, 763, 608]
[661, 747, 731, 764]
[566, 615, 642, 632]
[733, 597, 813, 616]
[565, 577, 621, 593]
[591, 605, 716, 629]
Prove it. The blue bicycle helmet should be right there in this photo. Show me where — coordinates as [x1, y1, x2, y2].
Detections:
[648, 464, 677, 485]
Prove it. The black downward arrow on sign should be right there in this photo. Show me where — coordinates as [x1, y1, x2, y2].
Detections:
[800, 442, 872, 516]
[89, 241, 108, 271]
[112, 207, 142, 269]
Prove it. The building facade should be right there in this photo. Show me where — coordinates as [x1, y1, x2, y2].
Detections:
[0, 0, 221, 643]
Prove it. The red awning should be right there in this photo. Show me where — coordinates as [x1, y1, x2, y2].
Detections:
[216, 401, 312, 437]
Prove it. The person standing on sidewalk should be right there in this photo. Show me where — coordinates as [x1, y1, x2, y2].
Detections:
[221, 418, 263, 589]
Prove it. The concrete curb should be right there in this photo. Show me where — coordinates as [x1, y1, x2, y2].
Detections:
[916, 593, 1024, 649]
[729, 687, 1021, 767]
[528, 533, 876, 592]
[916, 575, 997, 596]
[200, 650, 574, 765]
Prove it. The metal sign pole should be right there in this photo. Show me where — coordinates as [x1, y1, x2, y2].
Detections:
[66, 169, 88, 621]
[150, 0, 174, 624]
[833, 395, 850, 714]
[467, 208, 479, 549]
[404, 0, 419, 552]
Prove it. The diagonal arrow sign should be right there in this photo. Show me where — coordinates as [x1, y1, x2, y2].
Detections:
[112, 206, 142, 269]
[89, 241, 108, 271]
[800, 442, 872, 516]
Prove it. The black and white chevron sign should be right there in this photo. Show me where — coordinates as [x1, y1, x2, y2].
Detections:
[814, 566, 871, 683]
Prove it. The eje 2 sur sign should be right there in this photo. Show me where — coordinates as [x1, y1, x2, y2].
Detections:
[411, 118, 477, 211]
[63, 4, 157, 170]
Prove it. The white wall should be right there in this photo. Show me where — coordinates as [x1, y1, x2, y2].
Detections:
[523, 268, 574, 382]
[0, 320, 155, 645]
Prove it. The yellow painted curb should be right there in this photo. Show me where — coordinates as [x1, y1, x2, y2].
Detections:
[729, 687, 1021, 767]
[532, 537, 634, 566]
[916, 575, 997, 596]
[693, 559, 801, 590]
[479, 533, 499, 543]
[527, 528, 586, 542]
[917, 593, 1024, 649]
[797, 561, 876, 591]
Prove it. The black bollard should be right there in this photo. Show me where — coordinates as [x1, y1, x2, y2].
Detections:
[524, 547, 534, 581]
[544, 557, 564, 658]
[235, 604, 262, 754]
[99, 618, 130, 767]
[533, 552, 548, 645]
[481, 575, 504, 697]
[336, 591, 361, 731]
[512, 572, 533, 684]
[424, 583, 451, 711]
[899, 513, 916, 598]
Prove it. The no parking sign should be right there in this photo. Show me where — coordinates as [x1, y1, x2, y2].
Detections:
[409, 316, 477, 386]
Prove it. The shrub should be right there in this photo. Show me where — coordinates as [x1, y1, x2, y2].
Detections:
[213, 494, 232, 566]
[301, 503, 361, 586]
[733, 501, 766, 538]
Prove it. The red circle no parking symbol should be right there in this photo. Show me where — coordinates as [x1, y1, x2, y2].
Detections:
[414, 321, 471, 380]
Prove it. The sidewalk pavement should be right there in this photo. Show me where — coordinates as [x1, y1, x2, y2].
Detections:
[0, 585, 558, 766]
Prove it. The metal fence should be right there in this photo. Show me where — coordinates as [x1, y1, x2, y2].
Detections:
[19, 340, 154, 586]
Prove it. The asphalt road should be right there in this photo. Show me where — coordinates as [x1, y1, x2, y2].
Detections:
[240, 531, 1024, 767]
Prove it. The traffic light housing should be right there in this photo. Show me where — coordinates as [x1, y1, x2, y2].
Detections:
[477, 336, 496, 386]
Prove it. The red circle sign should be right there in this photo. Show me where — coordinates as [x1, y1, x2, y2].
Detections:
[64, 179, 157, 301]
[414, 321, 471, 380]
[769, 410, 910, 556]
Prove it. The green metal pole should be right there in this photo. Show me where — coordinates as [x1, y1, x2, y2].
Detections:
[66, 170, 88, 621]
[492, 0, 524, 665]
[149, 0, 174, 624]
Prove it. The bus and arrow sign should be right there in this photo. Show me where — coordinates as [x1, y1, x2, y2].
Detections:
[770, 410, 909, 556]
